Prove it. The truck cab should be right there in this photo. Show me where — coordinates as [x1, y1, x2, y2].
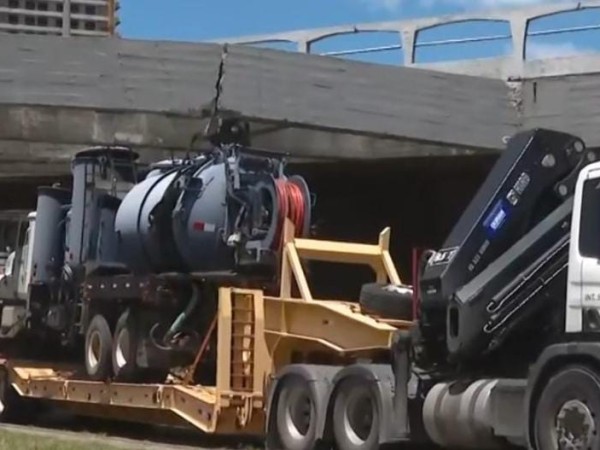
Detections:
[567, 162, 600, 333]
[414, 132, 600, 450]
[0, 211, 35, 339]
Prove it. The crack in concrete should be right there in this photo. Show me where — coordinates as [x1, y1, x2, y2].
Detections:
[202, 44, 229, 140]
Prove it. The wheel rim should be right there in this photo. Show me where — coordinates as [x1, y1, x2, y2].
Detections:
[87, 330, 102, 370]
[555, 399, 596, 450]
[283, 385, 313, 441]
[343, 388, 375, 446]
[114, 327, 130, 370]
[0, 372, 7, 415]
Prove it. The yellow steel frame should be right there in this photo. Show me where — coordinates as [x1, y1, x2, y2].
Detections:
[4, 220, 409, 436]
[279, 219, 401, 301]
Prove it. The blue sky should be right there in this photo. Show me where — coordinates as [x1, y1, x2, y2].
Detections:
[119, 0, 600, 65]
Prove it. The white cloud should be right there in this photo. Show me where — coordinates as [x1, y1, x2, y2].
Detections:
[361, 0, 572, 12]
[527, 41, 592, 59]
[359, 0, 403, 12]
[453, 0, 551, 5]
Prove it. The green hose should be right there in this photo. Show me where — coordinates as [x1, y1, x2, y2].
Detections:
[164, 283, 199, 343]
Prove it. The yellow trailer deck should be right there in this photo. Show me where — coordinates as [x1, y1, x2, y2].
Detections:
[0, 221, 410, 444]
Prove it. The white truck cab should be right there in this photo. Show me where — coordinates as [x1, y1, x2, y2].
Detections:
[0, 212, 35, 338]
[567, 161, 600, 333]
[18, 212, 36, 301]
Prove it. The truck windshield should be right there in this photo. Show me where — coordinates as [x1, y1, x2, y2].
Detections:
[579, 178, 600, 259]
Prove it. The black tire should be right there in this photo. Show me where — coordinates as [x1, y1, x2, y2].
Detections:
[359, 283, 413, 321]
[534, 364, 600, 450]
[112, 308, 139, 382]
[113, 310, 171, 384]
[84, 314, 113, 381]
[275, 375, 318, 450]
[333, 377, 380, 450]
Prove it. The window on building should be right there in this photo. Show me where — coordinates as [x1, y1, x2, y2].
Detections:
[25, 15, 34, 25]
[71, 4, 79, 13]
[56, 3, 62, 12]
[8, 14, 18, 24]
[85, 5, 94, 15]
[38, 2, 48, 11]
[38, 16, 47, 26]
[84, 20, 95, 30]
[8, 0, 18, 8]
[70, 19, 79, 28]
[25, 1, 34, 9]
[57, 18, 62, 27]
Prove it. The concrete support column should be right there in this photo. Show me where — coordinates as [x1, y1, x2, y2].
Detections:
[401, 25, 417, 65]
[298, 39, 310, 54]
[510, 15, 528, 61]
[62, 0, 71, 36]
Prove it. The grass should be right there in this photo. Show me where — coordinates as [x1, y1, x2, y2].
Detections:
[0, 429, 144, 450]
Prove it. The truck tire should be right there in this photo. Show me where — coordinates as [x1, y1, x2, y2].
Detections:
[112, 309, 169, 384]
[112, 309, 139, 382]
[359, 283, 413, 321]
[85, 314, 113, 381]
[275, 374, 318, 450]
[534, 364, 600, 450]
[332, 376, 380, 450]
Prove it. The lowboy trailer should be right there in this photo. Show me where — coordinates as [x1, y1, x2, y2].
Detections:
[0, 221, 407, 445]
[0, 127, 600, 450]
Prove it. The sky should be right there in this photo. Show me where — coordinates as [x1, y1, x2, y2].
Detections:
[118, 0, 600, 65]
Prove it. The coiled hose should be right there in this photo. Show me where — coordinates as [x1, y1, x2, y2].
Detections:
[272, 179, 307, 250]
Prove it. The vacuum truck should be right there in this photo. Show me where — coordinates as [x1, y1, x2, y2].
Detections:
[0, 121, 312, 384]
[0, 127, 598, 450]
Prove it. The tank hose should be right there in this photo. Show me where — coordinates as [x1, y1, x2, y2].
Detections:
[273, 179, 307, 250]
[163, 283, 200, 344]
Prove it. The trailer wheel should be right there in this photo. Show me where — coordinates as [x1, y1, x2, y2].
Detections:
[275, 375, 318, 450]
[534, 364, 600, 450]
[332, 376, 380, 450]
[85, 314, 113, 381]
[359, 283, 413, 321]
[112, 309, 139, 382]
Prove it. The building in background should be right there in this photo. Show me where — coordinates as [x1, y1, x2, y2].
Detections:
[0, 0, 119, 36]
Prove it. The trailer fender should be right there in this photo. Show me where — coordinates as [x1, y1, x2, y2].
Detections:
[265, 364, 342, 450]
[524, 342, 600, 450]
[328, 364, 402, 445]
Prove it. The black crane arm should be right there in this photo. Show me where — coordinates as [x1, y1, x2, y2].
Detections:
[417, 128, 600, 360]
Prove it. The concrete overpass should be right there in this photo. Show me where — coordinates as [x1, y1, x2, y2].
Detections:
[0, 33, 517, 180]
[1, 0, 600, 181]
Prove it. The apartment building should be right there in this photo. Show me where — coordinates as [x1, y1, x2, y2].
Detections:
[0, 0, 119, 36]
